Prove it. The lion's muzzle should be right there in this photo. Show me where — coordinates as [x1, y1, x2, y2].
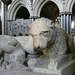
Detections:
[32, 35, 48, 50]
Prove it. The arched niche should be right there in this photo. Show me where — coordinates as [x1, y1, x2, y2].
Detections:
[40, 1, 60, 27]
[15, 6, 30, 19]
[8, 0, 31, 20]
[71, 3, 75, 29]
[40, 1, 59, 20]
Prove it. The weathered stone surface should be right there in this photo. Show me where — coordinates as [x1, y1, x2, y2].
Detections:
[15, 36, 35, 54]
[15, 36, 42, 55]
[0, 66, 57, 75]
[0, 35, 25, 70]
[27, 18, 75, 73]
[28, 59, 75, 75]
[14, 36, 30, 48]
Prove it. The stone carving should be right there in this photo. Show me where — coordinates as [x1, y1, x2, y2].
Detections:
[8, 19, 32, 36]
[28, 18, 75, 73]
[0, 35, 25, 70]
[15, 36, 43, 62]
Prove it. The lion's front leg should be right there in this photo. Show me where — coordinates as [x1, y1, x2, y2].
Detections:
[28, 55, 50, 68]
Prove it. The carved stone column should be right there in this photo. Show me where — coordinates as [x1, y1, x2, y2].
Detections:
[30, 0, 39, 21]
[60, 12, 72, 34]
[1, 0, 12, 35]
[4, 4, 8, 35]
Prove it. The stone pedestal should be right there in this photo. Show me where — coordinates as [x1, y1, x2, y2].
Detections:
[29, 59, 75, 75]
[58, 60, 75, 75]
[0, 60, 75, 75]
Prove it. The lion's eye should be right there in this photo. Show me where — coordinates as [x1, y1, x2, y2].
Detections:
[44, 32, 49, 37]
[40, 31, 49, 37]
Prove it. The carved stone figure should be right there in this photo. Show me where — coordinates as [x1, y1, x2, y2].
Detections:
[28, 18, 75, 72]
[0, 35, 25, 70]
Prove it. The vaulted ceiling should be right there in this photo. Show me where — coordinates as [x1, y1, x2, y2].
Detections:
[40, 1, 59, 21]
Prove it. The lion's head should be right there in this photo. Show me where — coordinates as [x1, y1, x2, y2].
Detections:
[29, 18, 55, 50]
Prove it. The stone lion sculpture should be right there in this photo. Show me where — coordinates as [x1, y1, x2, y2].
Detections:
[28, 18, 75, 72]
[0, 35, 25, 70]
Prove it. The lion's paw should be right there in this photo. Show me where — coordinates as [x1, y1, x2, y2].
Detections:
[28, 58, 37, 67]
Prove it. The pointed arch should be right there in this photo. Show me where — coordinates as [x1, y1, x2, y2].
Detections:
[66, 0, 75, 12]
[33, 0, 63, 16]
[8, 0, 31, 20]
[15, 6, 30, 19]
[40, 1, 59, 20]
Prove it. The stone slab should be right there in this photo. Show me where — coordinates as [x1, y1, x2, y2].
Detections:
[0, 68, 57, 75]
[58, 59, 75, 75]
[0, 60, 75, 75]
[29, 59, 75, 75]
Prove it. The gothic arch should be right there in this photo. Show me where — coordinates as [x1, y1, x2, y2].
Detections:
[40, 1, 60, 20]
[66, 0, 75, 12]
[33, 0, 63, 16]
[15, 6, 30, 19]
[8, 0, 31, 20]
[72, 2, 75, 16]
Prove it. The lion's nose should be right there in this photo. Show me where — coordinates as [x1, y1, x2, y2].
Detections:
[34, 46, 41, 49]
[37, 46, 42, 50]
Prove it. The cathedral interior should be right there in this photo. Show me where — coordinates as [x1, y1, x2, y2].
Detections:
[0, 0, 75, 75]
[0, 0, 75, 36]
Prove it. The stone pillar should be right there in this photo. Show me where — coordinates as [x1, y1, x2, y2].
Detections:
[60, 12, 72, 34]
[1, 0, 12, 35]
[2, 3, 4, 35]
[4, 4, 8, 35]
[2, 4, 8, 35]
[74, 21, 75, 29]
[30, 0, 40, 21]
[8, 20, 12, 36]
